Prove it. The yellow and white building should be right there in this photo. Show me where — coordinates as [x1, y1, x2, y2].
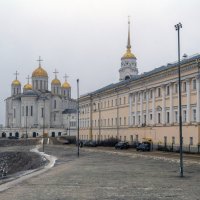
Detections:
[79, 21, 200, 146]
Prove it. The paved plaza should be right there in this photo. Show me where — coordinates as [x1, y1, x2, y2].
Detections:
[0, 145, 200, 200]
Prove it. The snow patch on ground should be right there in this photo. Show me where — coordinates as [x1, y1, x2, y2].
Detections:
[0, 145, 57, 192]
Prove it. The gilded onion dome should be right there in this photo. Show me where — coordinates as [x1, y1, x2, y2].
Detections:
[23, 83, 32, 90]
[32, 66, 48, 77]
[12, 79, 21, 86]
[51, 69, 61, 85]
[51, 78, 61, 85]
[122, 49, 136, 59]
[62, 81, 71, 89]
[23, 75, 32, 90]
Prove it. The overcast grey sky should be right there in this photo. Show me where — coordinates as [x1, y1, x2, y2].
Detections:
[0, 0, 200, 124]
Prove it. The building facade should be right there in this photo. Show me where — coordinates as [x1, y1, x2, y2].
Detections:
[2, 58, 77, 138]
[79, 21, 200, 146]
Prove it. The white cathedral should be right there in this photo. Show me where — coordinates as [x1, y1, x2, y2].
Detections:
[3, 58, 77, 138]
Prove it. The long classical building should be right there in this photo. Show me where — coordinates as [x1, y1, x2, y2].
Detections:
[79, 21, 200, 146]
[2, 58, 77, 138]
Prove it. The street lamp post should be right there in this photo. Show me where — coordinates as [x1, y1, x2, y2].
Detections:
[175, 22, 183, 177]
[42, 97, 47, 152]
[77, 79, 80, 157]
[26, 106, 28, 144]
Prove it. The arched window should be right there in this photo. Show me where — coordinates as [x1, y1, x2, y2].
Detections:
[54, 100, 56, 109]
[36, 80, 38, 89]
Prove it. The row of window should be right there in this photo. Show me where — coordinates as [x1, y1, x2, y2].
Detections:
[133, 79, 197, 101]
[16, 106, 57, 122]
[33, 80, 48, 90]
[132, 109, 197, 125]
[80, 134, 194, 146]
[80, 96, 128, 114]
[80, 117, 127, 128]
[80, 108, 197, 128]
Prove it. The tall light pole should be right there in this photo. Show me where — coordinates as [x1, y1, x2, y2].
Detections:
[26, 106, 28, 144]
[41, 96, 47, 152]
[175, 22, 183, 177]
[77, 79, 80, 157]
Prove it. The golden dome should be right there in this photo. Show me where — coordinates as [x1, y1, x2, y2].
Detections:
[12, 79, 21, 86]
[62, 81, 71, 89]
[122, 49, 136, 59]
[32, 66, 48, 77]
[23, 83, 32, 90]
[51, 78, 61, 85]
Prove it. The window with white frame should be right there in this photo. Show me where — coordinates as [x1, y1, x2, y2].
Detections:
[138, 115, 141, 124]
[193, 109, 196, 122]
[167, 112, 170, 123]
[157, 88, 161, 97]
[183, 82, 187, 92]
[174, 83, 178, 93]
[135, 134, 139, 141]
[183, 110, 187, 122]
[144, 115, 146, 124]
[138, 93, 140, 101]
[150, 113, 152, 120]
[192, 79, 196, 90]
[124, 117, 126, 125]
[150, 90, 153, 99]
[174, 111, 178, 123]
[133, 116, 135, 125]
[124, 97, 126, 104]
[133, 95, 135, 102]
[172, 136, 175, 144]
[158, 113, 161, 123]
[164, 136, 167, 145]
[143, 92, 146, 100]
[190, 137, 193, 145]
[166, 85, 170, 95]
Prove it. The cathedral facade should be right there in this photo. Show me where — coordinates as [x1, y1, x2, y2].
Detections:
[3, 58, 77, 138]
[79, 20, 200, 146]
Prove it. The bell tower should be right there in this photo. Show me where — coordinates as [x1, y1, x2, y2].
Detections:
[119, 17, 138, 81]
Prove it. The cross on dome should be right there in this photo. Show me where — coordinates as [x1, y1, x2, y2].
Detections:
[53, 69, 59, 79]
[14, 71, 19, 80]
[36, 56, 43, 67]
[64, 74, 69, 82]
[26, 75, 30, 84]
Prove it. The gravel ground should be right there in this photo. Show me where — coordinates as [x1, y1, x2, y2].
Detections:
[0, 145, 200, 200]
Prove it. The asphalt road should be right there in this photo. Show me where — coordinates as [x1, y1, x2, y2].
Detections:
[0, 145, 200, 200]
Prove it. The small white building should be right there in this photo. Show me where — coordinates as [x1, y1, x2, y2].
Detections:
[3, 58, 77, 138]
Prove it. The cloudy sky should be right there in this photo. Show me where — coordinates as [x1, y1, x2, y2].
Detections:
[0, 0, 200, 124]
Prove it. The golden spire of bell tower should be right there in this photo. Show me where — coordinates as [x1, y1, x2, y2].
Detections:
[121, 16, 136, 59]
[127, 16, 131, 50]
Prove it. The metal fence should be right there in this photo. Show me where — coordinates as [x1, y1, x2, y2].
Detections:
[152, 143, 200, 153]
